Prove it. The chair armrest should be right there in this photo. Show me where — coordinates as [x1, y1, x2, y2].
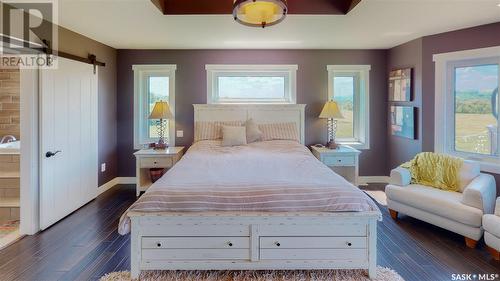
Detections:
[495, 197, 500, 216]
[389, 167, 411, 186]
[461, 174, 497, 214]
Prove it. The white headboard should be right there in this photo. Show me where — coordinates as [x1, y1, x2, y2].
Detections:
[193, 104, 306, 144]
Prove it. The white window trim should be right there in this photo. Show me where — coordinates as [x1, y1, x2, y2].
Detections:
[434, 45, 500, 173]
[327, 65, 371, 149]
[133, 64, 176, 149]
[206, 64, 298, 104]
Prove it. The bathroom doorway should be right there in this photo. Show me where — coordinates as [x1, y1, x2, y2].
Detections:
[0, 59, 21, 248]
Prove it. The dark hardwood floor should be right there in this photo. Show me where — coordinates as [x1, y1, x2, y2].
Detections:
[0, 184, 498, 281]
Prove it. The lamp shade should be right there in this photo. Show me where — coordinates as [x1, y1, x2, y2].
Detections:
[149, 101, 173, 120]
[233, 0, 287, 28]
[319, 101, 344, 119]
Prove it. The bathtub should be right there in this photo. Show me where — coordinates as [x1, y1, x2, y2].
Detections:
[0, 141, 20, 154]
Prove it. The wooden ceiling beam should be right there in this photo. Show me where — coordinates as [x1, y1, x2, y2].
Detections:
[151, 0, 362, 15]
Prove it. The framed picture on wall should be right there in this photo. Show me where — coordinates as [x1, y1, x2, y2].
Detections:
[390, 106, 416, 139]
[389, 68, 412, 101]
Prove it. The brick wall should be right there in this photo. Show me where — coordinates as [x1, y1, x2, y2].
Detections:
[0, 68, 20, 140]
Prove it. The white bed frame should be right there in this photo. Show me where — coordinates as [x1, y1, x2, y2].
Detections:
[129, 104, 380, 279]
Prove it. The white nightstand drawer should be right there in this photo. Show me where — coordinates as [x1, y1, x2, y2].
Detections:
[140, 157, 173, 168]
[323, 156, 355, 166]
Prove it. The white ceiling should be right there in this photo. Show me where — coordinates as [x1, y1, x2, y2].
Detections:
[58, 0, 500, 50]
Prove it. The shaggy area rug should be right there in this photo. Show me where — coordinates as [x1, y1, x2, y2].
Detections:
[99, 267, 404, 281]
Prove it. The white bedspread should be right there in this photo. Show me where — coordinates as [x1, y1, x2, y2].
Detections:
[118, 140, 379, 235]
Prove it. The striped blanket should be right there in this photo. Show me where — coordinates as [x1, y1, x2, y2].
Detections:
[118, 140, 379, 235]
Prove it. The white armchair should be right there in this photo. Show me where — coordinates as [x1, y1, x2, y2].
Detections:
[386, 161, 497, 248]
[483, 197, 500, 260]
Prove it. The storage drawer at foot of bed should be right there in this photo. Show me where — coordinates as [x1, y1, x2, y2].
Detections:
[260, 237, 367, 249]
[260, 249, 367, 260]
[142, 249, 250, 260]
[142, 237, 250, 249]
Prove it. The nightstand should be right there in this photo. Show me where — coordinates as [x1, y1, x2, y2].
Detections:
[133, 147, 184, 197]
[311, 145, 361, 186]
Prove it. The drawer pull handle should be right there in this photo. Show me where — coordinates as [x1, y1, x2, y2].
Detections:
[347, 242, 352, 247]
[156, 242, 162, 247]
[275, 242, 281, 247]
[227, 242, 233, 247]
[154, 161, 158, 164]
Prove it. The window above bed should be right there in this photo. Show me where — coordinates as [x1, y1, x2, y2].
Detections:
[206, 64, 298, 104]
[133, 65, 176, 149]
[327, 65, 371, 149]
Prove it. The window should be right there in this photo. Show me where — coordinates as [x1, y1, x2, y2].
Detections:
[327, 65, 371, 149]
[133, 65, 176, 149]
[206, 65, 297, 104]
[434, 46, 500, 173]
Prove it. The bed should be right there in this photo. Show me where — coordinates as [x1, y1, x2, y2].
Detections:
[120, 104, 381, 279]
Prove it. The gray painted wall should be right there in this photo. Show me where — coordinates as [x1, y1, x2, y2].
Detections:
[117, 49, 388, 178]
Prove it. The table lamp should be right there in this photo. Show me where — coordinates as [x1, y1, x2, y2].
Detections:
[149, 101, 173, 150]
[319, 101, 344, 149]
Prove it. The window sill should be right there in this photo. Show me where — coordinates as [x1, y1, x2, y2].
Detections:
[338, 141, 369, 150]
[476, 160, 500, 175]
[448, 152, 500, 174]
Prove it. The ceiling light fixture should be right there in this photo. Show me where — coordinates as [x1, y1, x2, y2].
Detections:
[233, 0, 288, 28]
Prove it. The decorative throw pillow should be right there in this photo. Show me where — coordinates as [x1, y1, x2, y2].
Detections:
[194, 121, 242, 142]
[258, 122, 299, 142]
[221, 126, 247, 147]
[245, 119, 263, 143]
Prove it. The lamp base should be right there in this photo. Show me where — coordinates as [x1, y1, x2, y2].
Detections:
[153, 143, 167, 150]
[326, 140, 339, 150]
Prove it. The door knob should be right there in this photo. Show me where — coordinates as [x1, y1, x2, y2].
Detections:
[45, 150, 61, 158]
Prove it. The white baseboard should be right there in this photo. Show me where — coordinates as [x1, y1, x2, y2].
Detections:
[358, 176, 390, 185]
[98, 178, 120, 195]
[118, 177, 136, 184]
[98, 177, 137, 195]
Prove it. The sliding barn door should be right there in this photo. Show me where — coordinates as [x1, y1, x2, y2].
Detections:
[39, 57, 98, 230]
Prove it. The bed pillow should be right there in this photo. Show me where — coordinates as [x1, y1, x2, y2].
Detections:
[245, 119, 263, 143]
[194, 121, 242, 142]
[221, 126, 247, 147]
[258, 122, 299, 142]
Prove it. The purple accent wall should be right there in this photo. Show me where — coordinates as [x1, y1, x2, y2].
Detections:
[117, 49, 388, 178]
[58, 27, 118, 186]
[387, 38, 423, 173]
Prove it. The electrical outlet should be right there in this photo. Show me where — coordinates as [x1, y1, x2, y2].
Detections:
[101, 163, 106, 172]
[176, 130, 184, 138]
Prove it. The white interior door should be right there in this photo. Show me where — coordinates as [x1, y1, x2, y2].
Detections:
[39, 57, 98, 230]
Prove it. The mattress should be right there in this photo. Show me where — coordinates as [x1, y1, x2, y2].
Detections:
[118, 140, 379, 235]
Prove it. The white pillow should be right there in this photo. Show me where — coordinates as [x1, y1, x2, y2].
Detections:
[245, 119, 263, 143]
[221, 126, 247, 147]
[258, 122, 299, 142]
